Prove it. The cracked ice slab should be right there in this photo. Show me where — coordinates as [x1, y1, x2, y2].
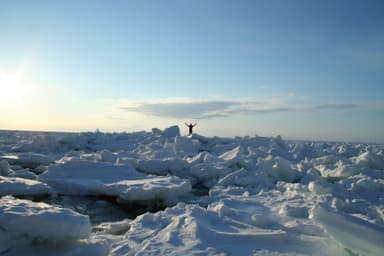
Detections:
[39, 159, 191, 204]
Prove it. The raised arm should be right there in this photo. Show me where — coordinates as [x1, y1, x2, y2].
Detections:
[185, 123, 189, 127]
[193, 123, 197, 127]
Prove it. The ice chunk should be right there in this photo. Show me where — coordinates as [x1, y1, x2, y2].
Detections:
[259, 156, 300, 183]
[0, 196, 91, 240]
[308, 181, 332, 194]
[100, 149, 118, 163]
[0, 153, 54, 169]
[38, 159, 145, 195]
[355, 151, 384, 170]
[39, 159, 191, 204]
[151, 127, 162, 136]
[338, 144, 359, 157]
[136, 159, 188, 175]
[9, 168, 37, 180]
[187, 151, 216, 164]
[322, 164, 360, 178]
[190, 164, 231, 187]
[0, 176, 50, 196]
[0, 229, 11, 254]
[103, 176, 192, 204]
[273, 135, 286, 149]
[162, 125, 180, 138]
[219, 146, 245, 167]
[80, 152, 103, 161]
[93, 219, 131, 235]
[353, 177, 384, 192]
[278, 203, 309, 218]
[40, 159, 143, 182]
[216, 168, 258, 187]
[0, 160, 11, 176]
[173, 136, 197, 157]
[33, 165, 48, 175]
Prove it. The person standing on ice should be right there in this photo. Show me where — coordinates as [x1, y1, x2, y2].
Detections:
[185, 122, 197, 135]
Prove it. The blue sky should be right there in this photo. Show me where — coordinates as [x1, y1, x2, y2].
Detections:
[0, 0, 383, 142]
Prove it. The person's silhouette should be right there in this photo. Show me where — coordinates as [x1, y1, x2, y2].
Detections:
[185, 122, 197, 135]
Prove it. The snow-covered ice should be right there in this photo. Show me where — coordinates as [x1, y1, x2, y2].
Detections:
[0, 128, 383, 255]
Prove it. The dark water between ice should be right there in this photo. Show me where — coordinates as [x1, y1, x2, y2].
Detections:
[37, 182, 209, 226]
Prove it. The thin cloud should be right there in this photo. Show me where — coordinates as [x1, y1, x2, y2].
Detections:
[122, 100, 243, 119]
[119, 98, 369, 120]
[312, 103, 359, 110]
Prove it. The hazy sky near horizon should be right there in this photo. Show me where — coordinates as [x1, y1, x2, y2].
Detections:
[0, 0, 383, 142]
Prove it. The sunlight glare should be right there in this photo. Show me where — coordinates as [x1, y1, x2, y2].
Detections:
[0, 69, 32, 104]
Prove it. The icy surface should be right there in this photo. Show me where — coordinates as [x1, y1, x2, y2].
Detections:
[0, 128, 383, 255]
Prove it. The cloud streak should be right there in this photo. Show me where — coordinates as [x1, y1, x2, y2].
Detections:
[119, 98, 369, 120]
[122, 101, 241, 119]
[311, 103, 359, 110]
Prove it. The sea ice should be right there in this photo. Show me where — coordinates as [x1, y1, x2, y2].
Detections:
[0, 128, 383, 255]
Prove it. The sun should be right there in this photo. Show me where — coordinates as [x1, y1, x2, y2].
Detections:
[0, 69, 32, 104]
